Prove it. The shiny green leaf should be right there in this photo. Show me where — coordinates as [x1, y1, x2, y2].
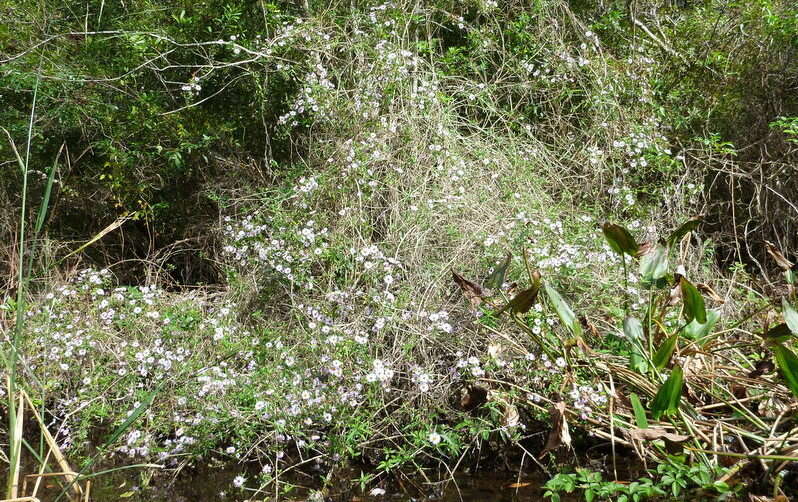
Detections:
[544, 282, 582, 337]
[679, 277, 706, 324]
[766, 323, 794, 344]
[773, 344, 798, 399]
[624, 316, 648, 373]
[651, 366, 684, 420]
[783, 298, 798, 335]
[683, 309, 720, 341]
[639, 243, 669, 281]
[653, 334, 679, 369]
[629, 393, 649, 429]
[666, 216, 702, 248]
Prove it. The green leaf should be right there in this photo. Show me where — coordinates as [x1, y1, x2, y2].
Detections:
[679, 277, 706, 324]
[783, 297, 798, 335]
[485, 252, 512, 290]
[544, 282, 582, 337]
[666, 216, 702, 248]
[34, 145, 62, 236]
[651, 366, 684, 420]
[653, 334, 679, 369]
[639, 243, 669, 281]
[629, 393, 649, 428]
[623, 316, 644, 340]
[683, 309, 720, 341]
[624, 317, 648, 374]
[602, 222, 638, 256]
[773, 344, 798, 399]
[766, 323, 793, 344]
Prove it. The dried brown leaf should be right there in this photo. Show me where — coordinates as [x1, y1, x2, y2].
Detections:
[452, 270, 486, 309]
[696, 283, 725, 304]
[628, 427, 689, 443]
[502, 404, 520, 428]
[765, 241, 794, 271]
[539, 401, 571, 457]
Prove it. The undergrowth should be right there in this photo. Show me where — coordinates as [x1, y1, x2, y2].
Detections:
[2, 0, 798, 501]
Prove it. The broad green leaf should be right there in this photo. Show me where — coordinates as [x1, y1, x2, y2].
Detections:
[639, 243, 669, 281]
[666, 216, 702, 248]
[623, 316, 645, 340]
[624, 317, 648, 373]
[630, 348, 649, 374]
[783, 298, 798, 335]
[773, 344, 798, 399]
[679, 277, 706, 324]
[485, 252, 512, 290]
[544, 282, 582, 337]
[766, 323, 793, 344]
[629, 393, 649, 428]
[683, 309, 720, 341]
[602, 222, 638, 256]
[651, 366, 684, 420]
[653, 334, 679, 369]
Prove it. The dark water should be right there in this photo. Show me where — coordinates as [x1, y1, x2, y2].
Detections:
[78, 467, 552, 501]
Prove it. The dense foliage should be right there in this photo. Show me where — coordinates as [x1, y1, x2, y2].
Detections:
[2, 0, 798, 500]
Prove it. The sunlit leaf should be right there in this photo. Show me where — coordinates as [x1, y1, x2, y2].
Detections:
[651, 366, 684, 420]
[485, 253, 512, 290]
[653, 334, 679, 369]
[666, 216, 702, 248]
[683, 309, 720, 341]
[602, 222, 638, 257]
[544, 282, 582, 336]
[628, 427, 688, 443]
[629, 393, 649, 429]
[773, 344, 798, 399]
[624, 317, 648, 374]
[679, 277, 706, 324]
[783, 298, 798, 335]
[639, 243, 669, 281]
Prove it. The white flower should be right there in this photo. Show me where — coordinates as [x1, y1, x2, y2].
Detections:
[369, 487, 386, 496]
[428, 432, 442, 445]
[233, 475, 246, 488]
